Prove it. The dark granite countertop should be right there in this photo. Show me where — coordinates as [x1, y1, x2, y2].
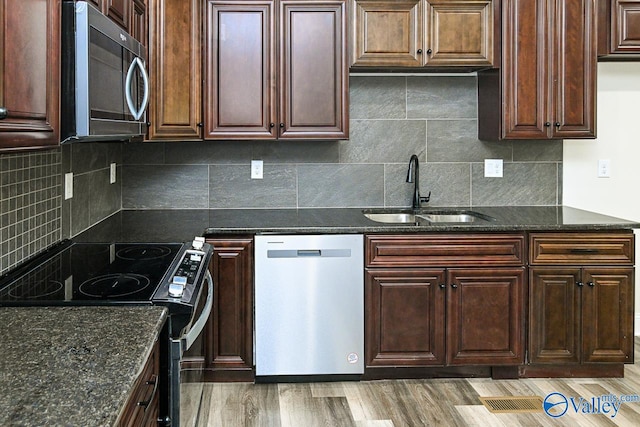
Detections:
[74, 206, 639, 243]
[0, 306, 167, 426]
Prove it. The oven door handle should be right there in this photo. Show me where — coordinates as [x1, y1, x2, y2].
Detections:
[181, 269, 213, 351]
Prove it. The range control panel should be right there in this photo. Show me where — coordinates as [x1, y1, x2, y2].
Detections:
[168, 238, 209, 299]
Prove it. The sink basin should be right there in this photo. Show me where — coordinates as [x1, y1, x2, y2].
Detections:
[419, 213, 480, 223]
[363, 210, 494, 224]
[363, 213, 419, 223]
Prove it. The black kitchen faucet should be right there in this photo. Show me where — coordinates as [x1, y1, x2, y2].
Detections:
[406, 154, 431, 210]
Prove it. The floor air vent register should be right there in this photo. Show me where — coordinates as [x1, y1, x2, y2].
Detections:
[478, 396, 544, 413]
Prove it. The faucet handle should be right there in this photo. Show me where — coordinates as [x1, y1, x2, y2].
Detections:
[420, 191, 431, 203]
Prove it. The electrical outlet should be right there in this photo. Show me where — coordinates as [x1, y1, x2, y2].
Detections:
[251, 160, 263, 179]
[598, 159, 611, 178]
[110, 163, 117, 184]
[64, 173, 73, 200]
[484, 159, 503, 178]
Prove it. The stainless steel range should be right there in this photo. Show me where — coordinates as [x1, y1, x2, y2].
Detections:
[0, 237, 213, 426]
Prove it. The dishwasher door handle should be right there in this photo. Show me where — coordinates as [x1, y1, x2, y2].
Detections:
[267, 249, 352, 258]
[297, 250, 321, 257]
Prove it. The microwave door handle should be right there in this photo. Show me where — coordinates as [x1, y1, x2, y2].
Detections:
[125, 57, 149, 121]
[137, 58, 150, 119]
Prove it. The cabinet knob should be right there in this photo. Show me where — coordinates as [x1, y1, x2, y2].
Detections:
[279, 123, 284, 128]
[197, 122, 204, 128]
[439, 284, 445, 289]
[576, 281, 584, 287]
[554, 122, 561, 127]
[587, 281, 595, 287]
[0, 107, 7, 119]
[426, 48, 433, 55]
[417, 49, 423, 54]
[269, 123, 275, 128]
[544, 122, 551, 127]
[451, 284, 458, 289]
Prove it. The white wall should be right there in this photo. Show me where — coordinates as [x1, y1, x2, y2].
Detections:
[563, 62, 640, 333]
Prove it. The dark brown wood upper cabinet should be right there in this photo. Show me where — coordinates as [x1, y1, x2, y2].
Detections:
[148, 0, 202, 140]
[478, 0, 597, 140]
[351, 0, 424, 67]
[205, 0, 348, 140]
[130, 0, 147, 48]
[598, 0, 640, 57]
[0, 0, 60, 152]
[105, 0, 130, 31]
[351, 0, 498, 68]
[205, 1, 276, 139]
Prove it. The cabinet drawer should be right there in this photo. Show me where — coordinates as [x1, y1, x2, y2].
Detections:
[117, 340, 160, 427]
[365, 234, 525, 267]
[529, 232, 635, 265]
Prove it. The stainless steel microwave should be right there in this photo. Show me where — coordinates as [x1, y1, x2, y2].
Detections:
[61, 1, 149, 143]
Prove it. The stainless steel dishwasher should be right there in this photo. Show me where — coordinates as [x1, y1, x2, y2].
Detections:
[254, 234, 364, 379]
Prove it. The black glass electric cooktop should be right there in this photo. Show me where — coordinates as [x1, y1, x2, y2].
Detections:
[0, 242, 182, 304]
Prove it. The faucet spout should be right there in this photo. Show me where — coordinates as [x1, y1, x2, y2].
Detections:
[406, 154, 430, 210]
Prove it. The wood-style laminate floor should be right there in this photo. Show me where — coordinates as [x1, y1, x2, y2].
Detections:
[182, 339, 640, 426]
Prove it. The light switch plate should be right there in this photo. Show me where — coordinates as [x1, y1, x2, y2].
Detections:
[110, 163, 117, 184]
[64, 173, 73, 200]
[484, 159, 503, 178]
[251, 160, 263, 179]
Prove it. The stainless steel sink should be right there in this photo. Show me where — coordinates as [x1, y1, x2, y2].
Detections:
[363, 210, 494, 224]
[363, 213, 419, 223]
[420, 213, 480, 223]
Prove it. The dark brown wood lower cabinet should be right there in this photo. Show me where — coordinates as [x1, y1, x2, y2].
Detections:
[447, 268, 525, 366]
[365, 266, 525, 369]
[203, 236, 254, 381]
[117, 339, 160, 427]
[366, 269, 446, 366]
[529, 266, 635, 365]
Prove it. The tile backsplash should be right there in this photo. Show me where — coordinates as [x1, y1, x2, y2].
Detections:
[1, 75, 563, 274]
[122, 75, 563, 209]
[61, 142, 122, 238]
[0, 151, 61, 274]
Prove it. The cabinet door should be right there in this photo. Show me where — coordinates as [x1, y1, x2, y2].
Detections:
[204, 237, 254, 381]
[550, 0, 596, 138]
[425, 0, 496, 66]
[0, 0, 60, 151]
[365, 268, 446, 366]
[148, 0, 202, 140]
[204, 1, 276, 139]
[352, 0, 424, 66]
[447, 268, 525, 365]
[500, 0, 549, 139]
[105, 0, 130, 31]
[582, 267, 634, 363]
[529, 267, 581, 364]
[610, 0, 640, 54]
[130, 0, 147, 47]
[279, 0, 348, 139]
[87, 0, 104, 11]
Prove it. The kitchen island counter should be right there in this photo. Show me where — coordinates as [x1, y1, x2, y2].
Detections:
[73, 206, 639, 243]
[0, 306, 167, 426]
